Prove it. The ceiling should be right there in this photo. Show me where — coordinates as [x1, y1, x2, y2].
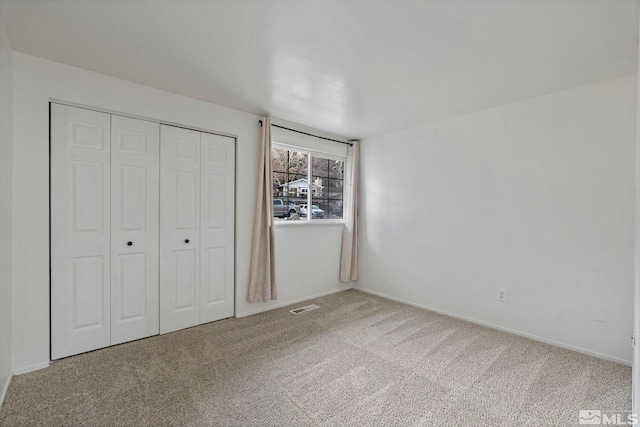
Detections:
[0, 0, 638, 139]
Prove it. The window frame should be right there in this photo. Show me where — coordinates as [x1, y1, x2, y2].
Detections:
[272, 142, 346, 225]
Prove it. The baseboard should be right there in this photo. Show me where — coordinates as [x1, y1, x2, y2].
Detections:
[634, 376, 638, 422]
[236, 286, 352, 318]
[355, 287, 631, 366]
[0, 372, 11, 408]
[12, 361, 50, 376]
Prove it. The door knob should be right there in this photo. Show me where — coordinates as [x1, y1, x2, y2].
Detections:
[127, 241, 133, 246]
[185, 239, 190, 244]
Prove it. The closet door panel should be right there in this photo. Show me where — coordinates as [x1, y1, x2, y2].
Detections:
[51, 104, 111, 360]
[110, 115, 160, 345]
[200, 133, 235, 323]
[160, 125, 201, 334]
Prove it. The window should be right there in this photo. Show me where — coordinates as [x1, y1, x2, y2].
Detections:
[272, 143, 345, 222]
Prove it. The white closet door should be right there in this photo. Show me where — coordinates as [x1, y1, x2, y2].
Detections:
[51, 104, 111, 360]
[110, 116, 160, 345]
[200, 133, 235, 323]
[160, 125, 201, 334]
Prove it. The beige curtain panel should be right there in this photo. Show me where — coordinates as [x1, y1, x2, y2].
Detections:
[340, 140, 360, 282]
[248, 118, 277, 302]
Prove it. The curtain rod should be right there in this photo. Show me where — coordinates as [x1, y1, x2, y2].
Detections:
[259, 120, 353, 146]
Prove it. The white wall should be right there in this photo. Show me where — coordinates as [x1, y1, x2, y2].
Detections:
[633, 12, 640, 415]
[358, 75, 636, 364]
[260, 224, 346, 316]
[0, 15, 13, 403]
[11, 52, 347, 373]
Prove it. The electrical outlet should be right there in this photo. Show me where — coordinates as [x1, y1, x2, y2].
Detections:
[497, 288, 507, 302]
[594, 306, 608, 322]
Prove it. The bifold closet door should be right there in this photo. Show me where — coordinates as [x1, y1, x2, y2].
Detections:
[110, 115, 160, 345]
[160, 125, 202, 334]
[51, 104, 112, 360]
[160, 125, 235, 334]
[52, 105, 161, 360]
[200, 133, 235, 323]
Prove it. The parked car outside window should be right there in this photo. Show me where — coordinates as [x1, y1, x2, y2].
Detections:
[299, 204, 325, 219]
[273, 199, 300, 218]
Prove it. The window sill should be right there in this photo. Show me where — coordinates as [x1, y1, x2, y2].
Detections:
[273, 219, 345, 228]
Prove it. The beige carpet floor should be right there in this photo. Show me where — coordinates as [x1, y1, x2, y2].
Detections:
[0, 289, 632, 427]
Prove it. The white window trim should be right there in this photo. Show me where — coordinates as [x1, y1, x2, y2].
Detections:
[272, 141, 346, 226]
[274, 219, 345, 228]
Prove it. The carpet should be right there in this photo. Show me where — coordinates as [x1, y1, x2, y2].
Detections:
[0, 289, 631, 426]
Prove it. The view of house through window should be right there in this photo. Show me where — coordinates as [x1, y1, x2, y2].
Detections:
[272, 144, 344, 221]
